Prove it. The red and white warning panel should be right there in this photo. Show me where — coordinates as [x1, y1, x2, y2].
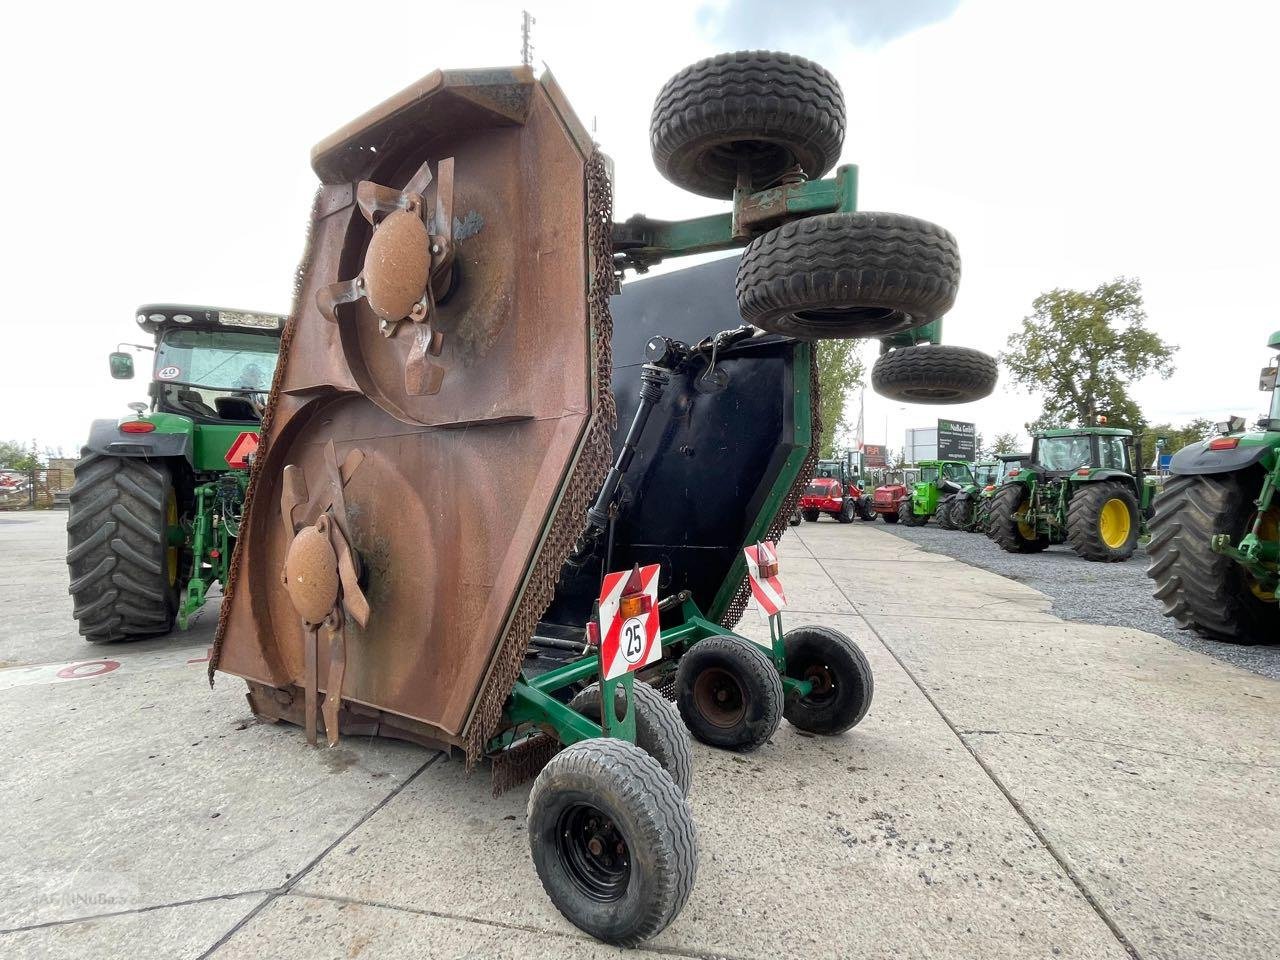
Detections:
[225, 431, 260, 468]
[598, 563, 661, 681]
[744, 540, 787, 619]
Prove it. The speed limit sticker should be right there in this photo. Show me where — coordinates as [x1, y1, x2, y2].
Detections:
[157, 365, 181, 380]
[598, 563, 661, 681]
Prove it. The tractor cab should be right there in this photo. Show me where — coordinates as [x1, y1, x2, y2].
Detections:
[1029, 428, 1135, 477]
[115, 305, 284, 425]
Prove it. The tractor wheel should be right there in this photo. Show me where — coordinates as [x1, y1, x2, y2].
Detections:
[789, 508, 802, 526]
[936, 496, 956, 530]
[782, 626, 874, 735]
[858, 498, 877, 521]
[1066, 481, 1140, 562]
[802, 508, 820, 523]
[880, 509, 899, 524]
[898, 499, 927, 527]
[988, 484, 1049, 553]
[736, 212, 960, 339]
[528, 738, 697, 945]
[650, 51, 845, 199]
[836, 499, 857, 523]
[570, 681, 694, 798]
[871, 344, 998, 404]
[66, 453, 181, 642]
[1146, 471, 1280, 642]
[950, 496, 975, 531]
[675, 635, 782, 751]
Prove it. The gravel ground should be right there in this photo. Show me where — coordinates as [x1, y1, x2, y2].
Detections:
[874, 520, 1280, 681]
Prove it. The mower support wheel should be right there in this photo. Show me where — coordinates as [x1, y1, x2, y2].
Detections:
[528, 738, 697, 945]
[988, 484, 1048, 553]
[650, 51, 845, 199]
[736, 212, 960, 339]
[570, 681, 694, 797]
[67, 452, 181, 642]
[782, 626, 874, 734]
[1067, 481, 1140, 561]
[871, 345, 998, 404]
[1146, 471, 1280, 642]
[675, 636, 782, 751]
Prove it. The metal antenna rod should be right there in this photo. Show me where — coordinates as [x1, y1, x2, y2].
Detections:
[520, 10, 536, 67]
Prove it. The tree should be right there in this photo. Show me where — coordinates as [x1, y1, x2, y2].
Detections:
[1000, 277, 1176, 432]
[990, 431, 1021, 455]
[815, 341, 865, 458]
[1137, 417, 1213, 463]
[0, 440, 29, 469]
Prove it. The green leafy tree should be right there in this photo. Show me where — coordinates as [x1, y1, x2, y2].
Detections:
[990, 431, 1021, 455]
[1000, 277, 1176, 432]
[815, 341, 865, 458]
[0, 441, 27, 469]
[1137, 417, 1213, 462]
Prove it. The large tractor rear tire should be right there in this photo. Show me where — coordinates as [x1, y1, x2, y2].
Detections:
[988, 484, 1049, 553]
[736, 212, 960, 339]
[1066, 482, 1140, 562]
[936, 496, 956, 530]
[650, 50, 845, 199]
[1146, 471, 1280, 643]
[898, 499, 927, 527]
[871, 345, 999, 404]
[66, 453, 180, 642]
[950, 496, 975, 531]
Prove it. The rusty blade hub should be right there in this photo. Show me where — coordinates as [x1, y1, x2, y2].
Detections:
[283, 521, 340, 623]
[363, 209, 431, 321]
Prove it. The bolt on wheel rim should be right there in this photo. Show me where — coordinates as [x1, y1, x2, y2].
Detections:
[693, 666, 747, 728]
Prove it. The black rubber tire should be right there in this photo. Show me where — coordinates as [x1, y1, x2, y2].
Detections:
[871, 344, 998, 404]
[1146, 472, 1280, 643]
[789, 508, 802, 526]
[801, 508, 820, 523]
[650, 50, 845, 199]
[66, 452, 180, 642]
[950, 496, 975, 531]
[675, 635, 782, 751]
[528, 738, 697, 945]
[936, 496, 956, 530]
[857, 497, 877, 521]
[782, 626, 874, 734]
[1066, 481, 1140, 562]
[836, 499, 857, 523]
[880, 509, 900, 524]
[988, 484, 1049, 553]
[736, 212, 960, 339]
[899, 499, 927, 527]
[570, 682, 694, 798]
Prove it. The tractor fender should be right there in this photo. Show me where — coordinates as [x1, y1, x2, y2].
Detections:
[1169, 438, 1272, 476]
[83, 419, 193, 463]
[1081, 469, 1134, 484]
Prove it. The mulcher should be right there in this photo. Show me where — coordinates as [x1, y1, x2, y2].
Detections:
[1146, 332, 1280, 642]
[206, 52, 988, 945]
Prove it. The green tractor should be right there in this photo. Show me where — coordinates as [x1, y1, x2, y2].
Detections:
[66, 304, 284, 641]
[988, 427, 1151, 561]
[949, 452, 1026, 532]
[898, 459, 975, 527]
[1146, 332, 1280, 642]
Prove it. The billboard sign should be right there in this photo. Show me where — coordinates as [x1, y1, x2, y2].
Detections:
[937, 419, 977, 461]
[862, 444, 886, 468]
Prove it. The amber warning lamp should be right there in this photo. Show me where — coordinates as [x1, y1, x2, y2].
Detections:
[618, 564, 652, 620]
[756, 542, 780, 580]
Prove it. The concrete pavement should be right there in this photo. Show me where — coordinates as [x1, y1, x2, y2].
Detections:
[1, 511, 1275, 959]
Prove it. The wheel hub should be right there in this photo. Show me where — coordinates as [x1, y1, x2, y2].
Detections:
[557, 804, 630, 902]
[693, 666, 747, 728]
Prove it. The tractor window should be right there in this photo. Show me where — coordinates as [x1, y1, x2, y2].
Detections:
[155, 329, 280, 422]
[919, 466, 939, 483]
[942, 463, 972, 483]
[1097, 436, 1128, 471]
[1036, 436, 1091, 471]
[814, 462, 842, 479]
[974, 464, 997, 486]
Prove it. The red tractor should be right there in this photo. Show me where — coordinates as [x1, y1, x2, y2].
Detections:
[870, 469, 918, 523]
[799, 456, 875, 523]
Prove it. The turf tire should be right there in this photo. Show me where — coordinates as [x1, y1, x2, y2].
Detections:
[650, 50, 845, 199]
[871, 344, 998, 404]
[675, 636, 782, 751]
[570, 682, 695, 797]
[782, 626, 874, 734]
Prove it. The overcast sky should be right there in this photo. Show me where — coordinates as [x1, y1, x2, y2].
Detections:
[3, 0, 1278, 456]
